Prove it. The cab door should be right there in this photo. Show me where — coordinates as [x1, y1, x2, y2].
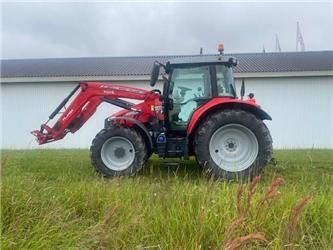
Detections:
[167, 65, 212, 131]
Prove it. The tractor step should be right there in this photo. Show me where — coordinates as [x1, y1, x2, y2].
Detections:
[160, 161, 180, 167]
[156, 136, 188, 158]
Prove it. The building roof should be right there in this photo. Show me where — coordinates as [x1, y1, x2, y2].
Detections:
[1, 50, 332, 79]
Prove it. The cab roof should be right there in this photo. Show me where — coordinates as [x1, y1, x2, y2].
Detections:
[167, 55, 237, 67]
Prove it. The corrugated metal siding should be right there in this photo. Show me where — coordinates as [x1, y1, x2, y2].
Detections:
[1, 77, 332, 149]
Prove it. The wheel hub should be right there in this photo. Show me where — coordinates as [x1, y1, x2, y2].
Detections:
[114, 147, 126, 158]
[224, 138, 237, 152]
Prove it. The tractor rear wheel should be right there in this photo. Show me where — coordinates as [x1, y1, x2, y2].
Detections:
[194, 109, 272, 181]
[90, 125, 147, 177]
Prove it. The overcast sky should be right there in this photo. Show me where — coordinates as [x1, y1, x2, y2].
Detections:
[1, 1, 332, 59]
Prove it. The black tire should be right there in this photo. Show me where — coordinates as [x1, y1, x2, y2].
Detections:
[194, 109, 272, 181]
[90, 125, 147, 177]
[146, 151, 153, 160]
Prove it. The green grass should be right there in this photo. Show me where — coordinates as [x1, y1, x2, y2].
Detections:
[1, 150, 333, 249]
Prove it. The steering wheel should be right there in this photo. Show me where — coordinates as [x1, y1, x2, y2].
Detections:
[178, 86, 192, 98]
[179, 97, 203, 105]
[151, 89, 161, 94]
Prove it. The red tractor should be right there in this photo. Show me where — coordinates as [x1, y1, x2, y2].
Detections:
[32, 50, 272, 180]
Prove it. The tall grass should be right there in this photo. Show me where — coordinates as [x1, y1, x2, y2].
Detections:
[1, 150, 333, 249]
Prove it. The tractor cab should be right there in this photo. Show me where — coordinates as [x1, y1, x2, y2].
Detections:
[150, 54, 238, 132]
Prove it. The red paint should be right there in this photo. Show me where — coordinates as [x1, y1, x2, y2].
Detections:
[31, 81, 266, 146]
[31, 82, 162, 144]
[187, 97, 260, 134]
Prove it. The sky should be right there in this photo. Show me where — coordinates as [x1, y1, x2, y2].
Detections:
[1, 1, 332, 59]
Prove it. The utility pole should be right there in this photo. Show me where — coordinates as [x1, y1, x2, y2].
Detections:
[296, 21, 305, 52]
[275, 34, 281, 52]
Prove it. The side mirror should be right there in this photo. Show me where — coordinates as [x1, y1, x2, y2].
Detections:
[240, 79, 245, 100]
[150, 62, 160, 87]
[228, 57, 238, 66]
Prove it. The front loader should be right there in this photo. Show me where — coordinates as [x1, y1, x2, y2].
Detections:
[32, 46, 272, 180]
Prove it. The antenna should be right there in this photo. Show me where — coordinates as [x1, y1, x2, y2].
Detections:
[275, 34, 281, 52]
[296, 21, 305, 52]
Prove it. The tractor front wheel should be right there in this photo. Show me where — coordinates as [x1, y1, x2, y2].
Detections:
[194, 109, 272, 181]
[90, 125, 147, 177]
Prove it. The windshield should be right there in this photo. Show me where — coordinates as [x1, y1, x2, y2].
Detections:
[216, 65, 235, 97]
[169, 66, 211, 103]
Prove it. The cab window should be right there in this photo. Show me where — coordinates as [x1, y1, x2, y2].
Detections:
[168, 66, 211, 130]
[216, 65, 235, 97]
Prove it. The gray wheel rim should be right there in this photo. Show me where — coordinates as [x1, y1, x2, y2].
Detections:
[209, 124, 259, 172]
[101, 136, 135, 171]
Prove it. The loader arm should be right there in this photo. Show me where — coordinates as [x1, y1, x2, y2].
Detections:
[31, 82, 153, 144]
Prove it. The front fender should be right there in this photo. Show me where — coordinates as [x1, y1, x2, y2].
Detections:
[187, 98, 272, 135]
[105, 116, 153, 152]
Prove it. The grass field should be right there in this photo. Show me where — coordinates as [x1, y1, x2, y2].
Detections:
[1, 150, 333, 249]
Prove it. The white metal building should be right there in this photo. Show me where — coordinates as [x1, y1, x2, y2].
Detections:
[1, 51, 333, 149]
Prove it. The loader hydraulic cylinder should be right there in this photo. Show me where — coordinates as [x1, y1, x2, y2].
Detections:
[49, 84, 81, 119]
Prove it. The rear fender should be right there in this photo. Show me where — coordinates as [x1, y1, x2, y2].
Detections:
[187, 99, 272, 135]
[105, 116, 153, 152]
